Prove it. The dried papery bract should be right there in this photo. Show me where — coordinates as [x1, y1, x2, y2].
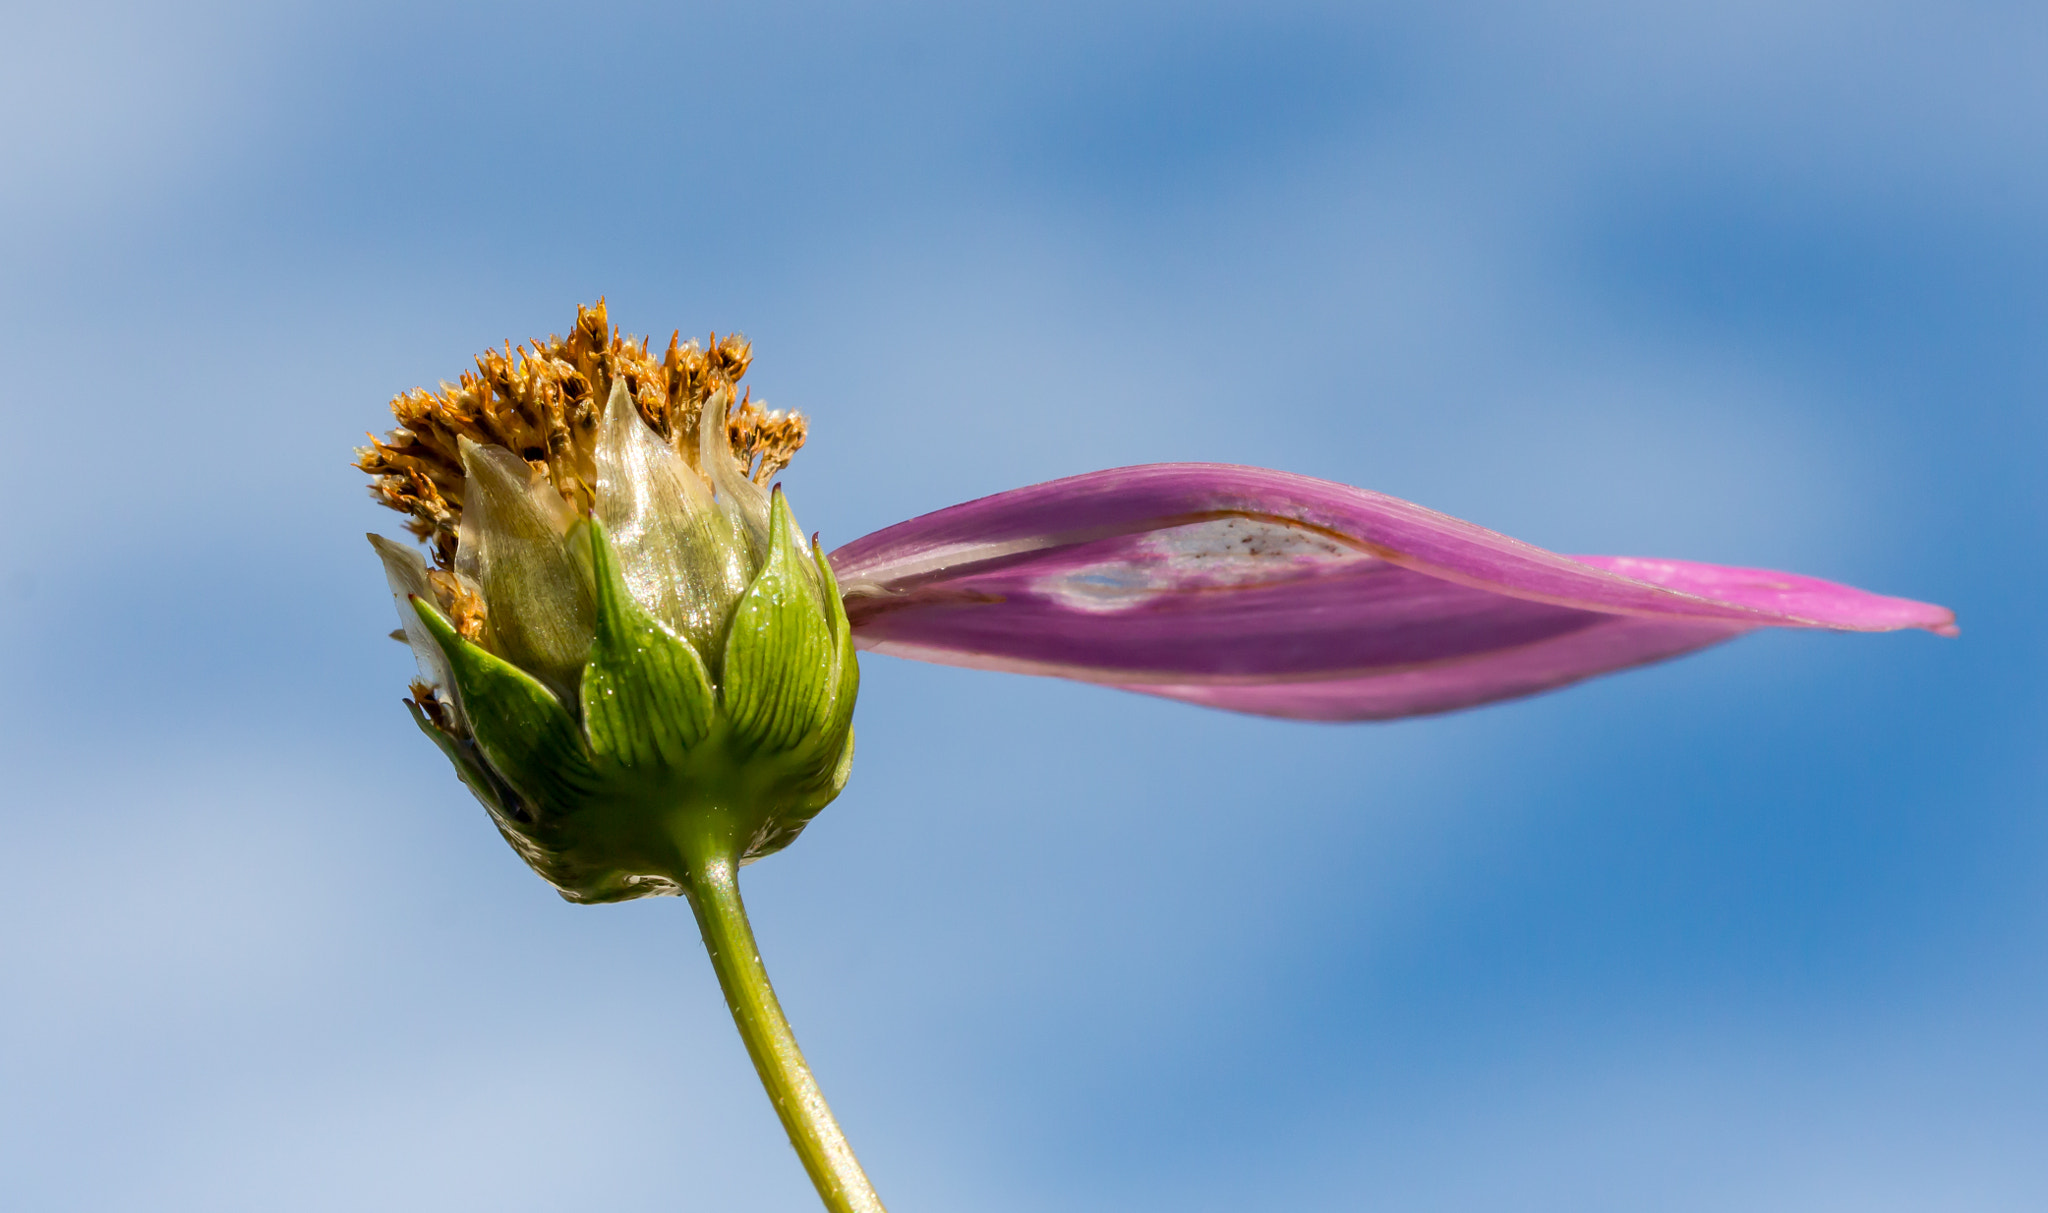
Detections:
[594, 378, 755, 663]
[453, 437, 594, 701]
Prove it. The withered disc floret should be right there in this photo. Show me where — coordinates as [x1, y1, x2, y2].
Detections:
[356, 299, 809, 569]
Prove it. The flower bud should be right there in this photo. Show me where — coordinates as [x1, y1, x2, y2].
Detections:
[362, 313, 855, 902]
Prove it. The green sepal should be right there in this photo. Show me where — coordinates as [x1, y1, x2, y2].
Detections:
[413, 596, 598, 815]
[722, 488, 842, 757]
[812, 538, 859, 751]
[803, 537, 859, 799]
[736, 539, 861, 862]
[580, 519, 718, 770]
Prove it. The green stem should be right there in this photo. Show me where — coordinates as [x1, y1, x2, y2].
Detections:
[683, 850, 886, 1213]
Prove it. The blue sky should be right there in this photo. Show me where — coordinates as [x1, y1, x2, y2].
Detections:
[2, 2, 2043, 1209]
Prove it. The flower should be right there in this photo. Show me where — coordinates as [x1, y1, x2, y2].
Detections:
[355, 302, 1952, 1213]
[357, 304, 882, 1212]
[360, 303, 1955, 897]
[359, 304, 855, 904]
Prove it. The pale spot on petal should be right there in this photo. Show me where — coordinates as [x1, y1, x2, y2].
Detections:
[1038, 516, 1379, 612]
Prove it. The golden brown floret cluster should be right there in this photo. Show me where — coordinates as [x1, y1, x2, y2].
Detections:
[356, 299, 808, 570]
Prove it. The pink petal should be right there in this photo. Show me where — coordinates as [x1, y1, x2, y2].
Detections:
[1568, 555, 1960, 636]
[830, 464, 1954, 719]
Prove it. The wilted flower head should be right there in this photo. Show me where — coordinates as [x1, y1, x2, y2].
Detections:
[358, 301, 1954, 1213]
[359, 302, 856, 903]
[363, 302, 1956, 902]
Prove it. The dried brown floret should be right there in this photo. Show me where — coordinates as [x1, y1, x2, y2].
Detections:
[405, 683, 467, 743]
[426, 569, 488, 642]
[356, 299, 809, 568]
[731, 397, 810, 484]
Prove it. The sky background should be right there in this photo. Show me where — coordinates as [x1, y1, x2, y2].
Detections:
[3, 1, 2043, 1209]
